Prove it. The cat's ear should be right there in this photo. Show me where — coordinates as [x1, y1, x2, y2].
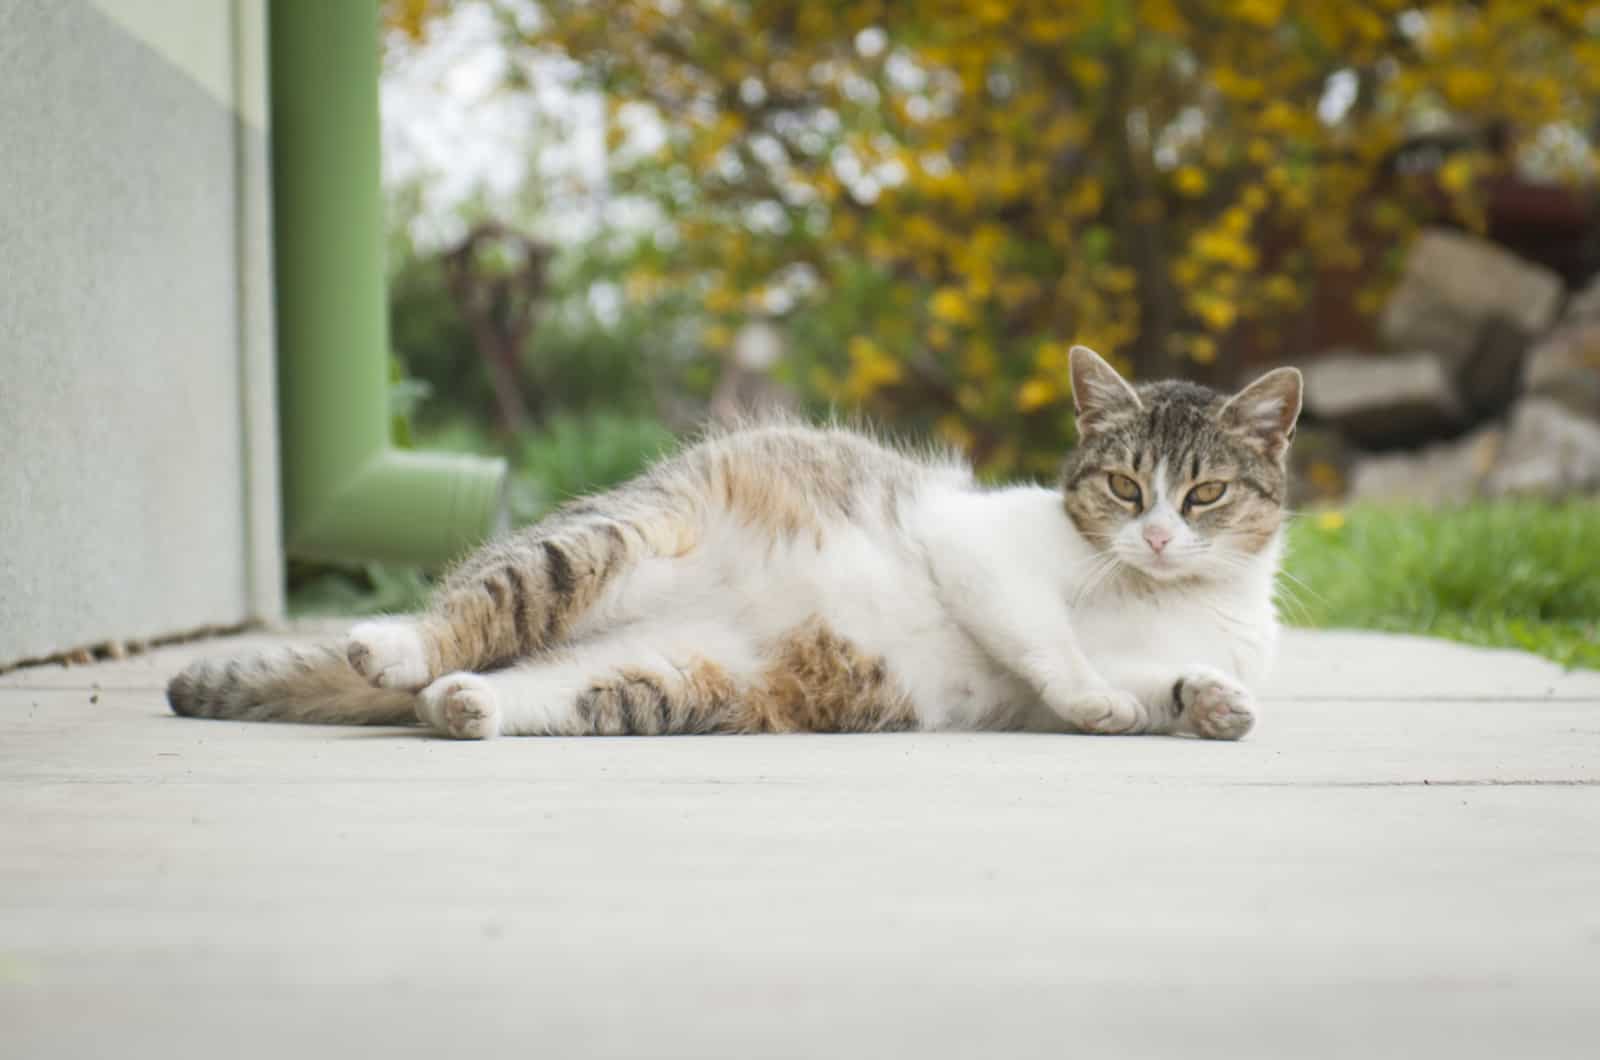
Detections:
[1220, 367, 1302, 461]
[1069, 345, 1140, 433]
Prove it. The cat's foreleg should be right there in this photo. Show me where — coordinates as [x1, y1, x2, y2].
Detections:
[416, 624, 753, 739]
[1116, 665, 1258, 740]
[934, 559, 1150, 734]
[1169, 667, 1257, 740]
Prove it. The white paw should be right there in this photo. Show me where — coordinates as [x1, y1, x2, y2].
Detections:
[418, 672, 501, 740]
[1060, 687, 1148, 735]
[1176, 667, 1256, 741]
[346, 619, 432, 691]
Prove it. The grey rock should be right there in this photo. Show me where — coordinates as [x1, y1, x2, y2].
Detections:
[1379, 228, 1564, 365]
[1302, 351, 1468, 448]
[1348, 397, 1600, 505]
[1347, 425, 1503, 506]
[1458, 314, 1530, 419]
[1561, 273, 1600, 324]
[1485, 397, 1600, 499]
[1523, 319, 1600, 420]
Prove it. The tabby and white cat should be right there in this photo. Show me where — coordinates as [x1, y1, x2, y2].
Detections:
[169, 346, 1302, 741]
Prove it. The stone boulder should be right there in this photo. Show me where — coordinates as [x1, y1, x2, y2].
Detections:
[1302, 351, 1468, 449]
[1561, 273, 1600, 325]
[1347, 397, 1600, 505]
[1347, 426, 1503, 506]
[1458, 313, 1530, 420]
[1379, 228, 1564, 366]
[1485, 397, 1600, 499]
[1523, 318, 1600, 422]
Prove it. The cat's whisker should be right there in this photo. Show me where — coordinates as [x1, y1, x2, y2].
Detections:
[1071, 552, 1123, 607]
[1274, 567, 1329, 608]
[1264, 573, 1317, 625]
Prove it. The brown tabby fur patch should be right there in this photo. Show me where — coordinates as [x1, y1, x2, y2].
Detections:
[570, 659, 740, 736]
[739, 618, 917, 733]
[552, 620, 914, 735]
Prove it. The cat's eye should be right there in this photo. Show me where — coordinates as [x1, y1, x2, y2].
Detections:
[1107, 473, 1143, 507]
[1185, 481, 1227, 508]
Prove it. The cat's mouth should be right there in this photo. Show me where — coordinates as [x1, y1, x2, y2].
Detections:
[1142, 556, 1189, 579]
[1118, 547, 1200, 582]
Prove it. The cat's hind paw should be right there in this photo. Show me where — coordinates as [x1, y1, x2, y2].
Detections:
[1175, 668, 1256, 741]
[418, 672, 502, 740]
[1060, 688, 1148, 735]
[347, 619, 432, 691]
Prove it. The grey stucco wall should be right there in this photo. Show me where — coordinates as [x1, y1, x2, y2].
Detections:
[0, 0, 281, 665]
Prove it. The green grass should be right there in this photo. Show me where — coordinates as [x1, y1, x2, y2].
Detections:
[1282, 502, 1600, 670]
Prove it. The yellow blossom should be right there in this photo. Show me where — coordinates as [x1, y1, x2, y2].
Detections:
[703, 285, 741, 314]
[845, 336, 903, 397]
[1443, 68, 1494, 108]
[1231, 0, 1285, 29]
[1192, 294, 1239, 332]
[1067, 178, 1103, 217]
[1439, 155, 1479, 195]
[1070, 57, 1107, 90]
[537, 0, 1597, 477]
[929, 287, 975, 326]
[1016, 378, 1060, 412]
[1174, 166, 1209, 197]
[1100, 267, 1138, 294]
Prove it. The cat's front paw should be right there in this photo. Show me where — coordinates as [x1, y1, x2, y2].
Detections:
[1059, 687, 1148, 735]
[1175, 668, 1256, 741]
[418, 672, 501, 740]
[347, 619, 433, 690]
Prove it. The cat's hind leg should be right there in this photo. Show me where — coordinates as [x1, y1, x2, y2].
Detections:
[349, 489, 699, 692]
[416, 623, 754, 740]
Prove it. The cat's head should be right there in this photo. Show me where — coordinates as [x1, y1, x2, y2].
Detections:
[1060, 345, 1301, 583]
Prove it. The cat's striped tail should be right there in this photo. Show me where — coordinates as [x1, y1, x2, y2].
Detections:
[166, 644, 416, 725]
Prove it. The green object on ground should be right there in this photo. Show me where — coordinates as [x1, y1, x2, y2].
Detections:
[269, 0, 506, 567]
[1283, 502, 1600, 670]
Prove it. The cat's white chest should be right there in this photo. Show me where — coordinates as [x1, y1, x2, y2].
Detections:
[1076, 586, 1278, 691]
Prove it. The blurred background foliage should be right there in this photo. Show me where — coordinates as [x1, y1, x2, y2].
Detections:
[533, 0, 1597, 475]
[381, 0, 1600, 476]
[306, 0, 1600, 664]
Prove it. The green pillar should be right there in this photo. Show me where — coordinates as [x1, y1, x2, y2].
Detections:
[270, 0, 506, 567]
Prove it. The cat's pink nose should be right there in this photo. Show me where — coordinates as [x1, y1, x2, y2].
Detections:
[1142, 525, 1173, 555]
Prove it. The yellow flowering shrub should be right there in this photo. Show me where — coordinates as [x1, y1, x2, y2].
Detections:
[423, 1, 1600, 474]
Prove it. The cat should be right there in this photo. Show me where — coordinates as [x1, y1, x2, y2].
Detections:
[168, 346, 1302, 742]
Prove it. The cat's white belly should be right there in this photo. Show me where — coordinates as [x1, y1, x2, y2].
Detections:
[593, 514, 1026, 728]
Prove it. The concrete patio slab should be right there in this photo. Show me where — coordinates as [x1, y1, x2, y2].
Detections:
[2, 627, 1597, 1059]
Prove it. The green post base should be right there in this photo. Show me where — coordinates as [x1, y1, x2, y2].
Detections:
[269, 0, 507, 569]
